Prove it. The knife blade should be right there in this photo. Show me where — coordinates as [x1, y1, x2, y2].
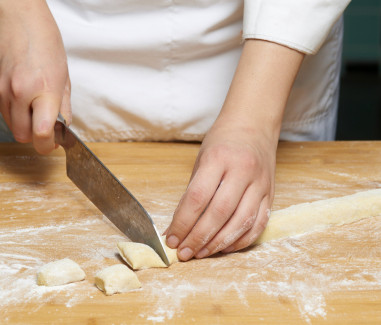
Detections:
[54, 115, 170, 266]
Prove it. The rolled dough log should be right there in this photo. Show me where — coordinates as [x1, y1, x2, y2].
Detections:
[255, 189, 381, 244]
[95, 264, 141, 295]
[118, 236, 178, 270]
[37, 258, 85, 286]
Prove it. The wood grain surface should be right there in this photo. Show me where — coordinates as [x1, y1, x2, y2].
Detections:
[1, 141, 381, 325]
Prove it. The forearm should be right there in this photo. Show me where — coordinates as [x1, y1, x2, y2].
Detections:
[217, 39, 304, 144]
[0, 0, 49, 18]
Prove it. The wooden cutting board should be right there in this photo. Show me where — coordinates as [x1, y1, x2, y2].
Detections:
[1, 141, 381, 324]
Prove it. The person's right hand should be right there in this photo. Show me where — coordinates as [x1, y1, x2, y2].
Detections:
[0, 0, 71, 154]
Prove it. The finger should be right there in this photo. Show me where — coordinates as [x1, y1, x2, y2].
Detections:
[222, 196, 271, 253]
[59, 76, 72, 126]
[0, 98, 12, 130]
[166, 164, 224, 250]
[177, 173, 250, 261]
[9, 101, 33, 143]
[195, 184, 261, 258]
[31, 93, 62, 154]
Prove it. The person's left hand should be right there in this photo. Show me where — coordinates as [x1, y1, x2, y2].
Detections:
[165, 113, 278, 261]
[164, 39, 304, 261]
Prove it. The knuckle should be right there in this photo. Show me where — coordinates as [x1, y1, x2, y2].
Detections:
[10, 75, 28, 100]
[11, 70, 54, 100]
[261, 176, 272, 191]
[240, 152, 258, 171]
[210, 198, 232, 220]
[200, 144, 227, 164]
[190, 231, 211, 249]
[209, 144, 225, 159]
[242, 215, 256, 232]
[171, 217, 192, 237]
[33, 74, 50, 93]
[187, 186, 207, 214]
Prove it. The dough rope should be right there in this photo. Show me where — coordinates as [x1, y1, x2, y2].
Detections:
[255, 189, 381, 244]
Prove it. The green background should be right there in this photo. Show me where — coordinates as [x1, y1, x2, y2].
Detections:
[336, 0, 381, 140]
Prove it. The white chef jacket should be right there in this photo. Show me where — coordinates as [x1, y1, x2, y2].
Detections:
[0, 0, 350, 142]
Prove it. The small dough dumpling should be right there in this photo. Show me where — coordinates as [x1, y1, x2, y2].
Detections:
[163, 239, 179, 265]
[37, 258, 85, 286]
[117, 237, 178, 270]
[95, 264, 141, 295]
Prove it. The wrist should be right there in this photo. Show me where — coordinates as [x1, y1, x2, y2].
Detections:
[213, 108, 281, 153]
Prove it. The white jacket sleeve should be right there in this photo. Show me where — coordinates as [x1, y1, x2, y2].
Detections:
[243, 0, 351, 54]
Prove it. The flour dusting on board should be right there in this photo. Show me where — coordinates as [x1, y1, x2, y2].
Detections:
[1, 182, 381, 324]
[137, 214, 381, 324]
[0, 217, 117, 309]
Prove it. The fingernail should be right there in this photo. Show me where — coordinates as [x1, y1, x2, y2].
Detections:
[195, 248, 209, 259]
[179, 247, 193, 261]
[166, 235, 179, 248]
[222, 245, 235, 254]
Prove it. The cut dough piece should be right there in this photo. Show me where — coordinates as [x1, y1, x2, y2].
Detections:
[95, 264, 141, 295]
[255, 189, 381, 244]
[118, 237, 178, 270]
[118, 242, 165, 270]
[164, 241, 179, 265]
[37, 258, 85, 286]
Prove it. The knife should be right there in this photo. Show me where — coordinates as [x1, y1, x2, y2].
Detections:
[54, 114, 170, 266]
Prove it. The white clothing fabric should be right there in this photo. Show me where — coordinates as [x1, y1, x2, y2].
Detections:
[281, 16, 344, 141]
[0, 0, 349, 143]
[47, 0, 244, 142]
[243, 0, 350, 54]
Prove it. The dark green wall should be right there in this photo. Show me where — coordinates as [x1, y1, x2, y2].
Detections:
[336, 0, 381, 140]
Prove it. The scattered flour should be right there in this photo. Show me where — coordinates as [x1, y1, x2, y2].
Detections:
[1, 181, 381, 324]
